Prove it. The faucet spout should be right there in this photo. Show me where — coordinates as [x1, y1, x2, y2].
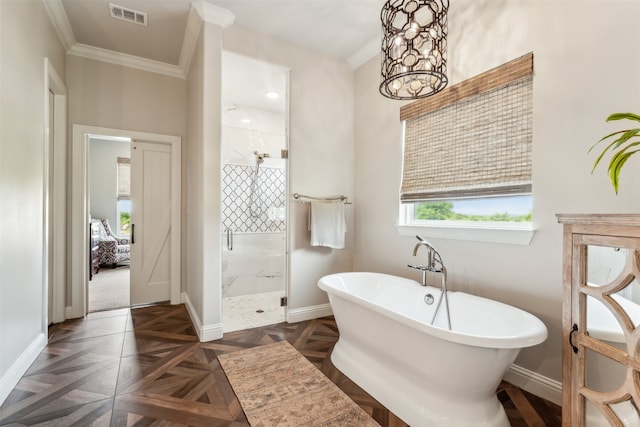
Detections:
[413, 241, 433, 268]
[412, 236, 445, 275]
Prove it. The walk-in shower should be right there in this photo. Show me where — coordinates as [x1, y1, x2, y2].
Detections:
[221, 52, 289, 333]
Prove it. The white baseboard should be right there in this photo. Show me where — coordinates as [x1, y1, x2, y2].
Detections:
[287, 303, 333, 323]
[503, 363, 562, 406]
[0, 333, 47, 406]
[181, 292, 223, 342]
[65, 305, 74, 319]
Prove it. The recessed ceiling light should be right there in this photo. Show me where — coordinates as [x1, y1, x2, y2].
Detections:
[241, 118, 251, 124]
[265, 90, 280, 99]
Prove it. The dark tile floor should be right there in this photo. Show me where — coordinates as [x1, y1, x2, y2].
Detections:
[0, 304, 561, 426]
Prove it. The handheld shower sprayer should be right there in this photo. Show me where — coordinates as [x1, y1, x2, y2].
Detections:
[249, 151, 271, 219]
[254, 151, 271, 164]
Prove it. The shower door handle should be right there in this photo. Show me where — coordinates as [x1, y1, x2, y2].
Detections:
[226, 227, 233, 251]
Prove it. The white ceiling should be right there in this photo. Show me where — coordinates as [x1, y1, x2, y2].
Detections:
[60, 0, 193, 64]
[208, 0, 384, 62]
[52, 0, 384, 122]
[57, 0, 384, 67]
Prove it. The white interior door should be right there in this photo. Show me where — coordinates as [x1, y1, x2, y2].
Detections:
[130, 140, 174, 305]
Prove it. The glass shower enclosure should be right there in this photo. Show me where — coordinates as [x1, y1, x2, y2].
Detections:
[221, 52, 289, 333]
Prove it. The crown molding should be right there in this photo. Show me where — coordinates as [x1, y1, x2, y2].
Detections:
[42, 0, 76, 50]
[178, 2, 235, 77]
[42, 0, 235, 79]
[178, 6, 204, 77]
[192, 1, 235, 29]
[42, 0, 373, 75]
[68, 43, 185, 79]
[347, 36, 379, 70]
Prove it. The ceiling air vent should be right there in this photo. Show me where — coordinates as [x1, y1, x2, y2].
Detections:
[109, 3, 148, 26]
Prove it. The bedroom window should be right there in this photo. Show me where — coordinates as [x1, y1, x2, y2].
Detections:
[117, 157, 131, 235]
[399, 53, 534, 235]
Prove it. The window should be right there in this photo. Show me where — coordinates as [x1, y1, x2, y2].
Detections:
[411, 196, 532, 222]
[117, 157, 131, 235]
[117, 199, 131, 235]
[399, 53, 534, 237]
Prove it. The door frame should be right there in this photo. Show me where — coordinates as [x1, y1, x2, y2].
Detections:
[43, 58, 67, 327]
[70, 124, 181, 318]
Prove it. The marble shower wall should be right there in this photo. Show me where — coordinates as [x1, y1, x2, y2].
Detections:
[222, 233, 285, 298]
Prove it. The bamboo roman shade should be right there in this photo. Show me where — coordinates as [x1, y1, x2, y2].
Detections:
[117, 157, 130, 198]
[400, 53, 533, 202]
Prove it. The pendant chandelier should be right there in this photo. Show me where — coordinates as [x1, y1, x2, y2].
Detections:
[379, 0, 449, 100]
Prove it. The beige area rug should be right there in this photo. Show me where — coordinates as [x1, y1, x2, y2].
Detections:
[88, 266, 130, 312]
[218, 340, 379, 427]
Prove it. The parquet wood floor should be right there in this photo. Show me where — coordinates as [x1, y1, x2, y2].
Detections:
[0, 304, 561, 426]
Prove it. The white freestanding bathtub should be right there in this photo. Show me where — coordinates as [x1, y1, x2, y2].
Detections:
[318, 272, 548, 427]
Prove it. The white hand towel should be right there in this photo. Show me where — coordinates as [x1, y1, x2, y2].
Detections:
[310, 201, 346, 249]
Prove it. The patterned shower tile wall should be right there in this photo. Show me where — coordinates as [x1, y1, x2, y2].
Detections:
[222, 164, 286, 233]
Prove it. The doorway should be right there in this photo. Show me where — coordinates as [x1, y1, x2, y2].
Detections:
[70, 125, 181, 318]
[221, 52, 289, 333]
[87, 135, 131, 312]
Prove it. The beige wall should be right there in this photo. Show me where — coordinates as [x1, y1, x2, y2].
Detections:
[201, 21, 224, 329]
[182, 16, 357, 335]
[354, 0, 640, 386]
[185, 27, 205, 320]
[66, 55, 186, 137]
[89, 138, 130, 229]
[183, 16, 355, 336]
[184, 19, 224, 332]
[0, 0, 66, 390]
[65, 54, 187, 307]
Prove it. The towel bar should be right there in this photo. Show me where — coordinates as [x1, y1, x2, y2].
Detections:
[292, 193, 351, 204]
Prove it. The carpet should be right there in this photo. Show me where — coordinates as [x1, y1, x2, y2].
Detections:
[218, 340, 380, 427]
[88, 266, 130, 312]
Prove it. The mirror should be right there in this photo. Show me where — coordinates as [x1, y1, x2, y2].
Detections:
[586, 246, 627, 287]
[586, 245, 640, 338]
[584, 244, 640, 426]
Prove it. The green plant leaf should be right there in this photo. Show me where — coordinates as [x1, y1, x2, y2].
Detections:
[589, 113, 640, 193]
[611, 129, 640, 150]
[588, 130, 627, 153]
[609, 147, 631, 173]
[609, 149, 640, 193]
[607, 112, 640, 123]
[591, 138, 622, 172]
[610, 153, 629, 193]
[608, 143, 637, 172]
[590, 132, 640, 172]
